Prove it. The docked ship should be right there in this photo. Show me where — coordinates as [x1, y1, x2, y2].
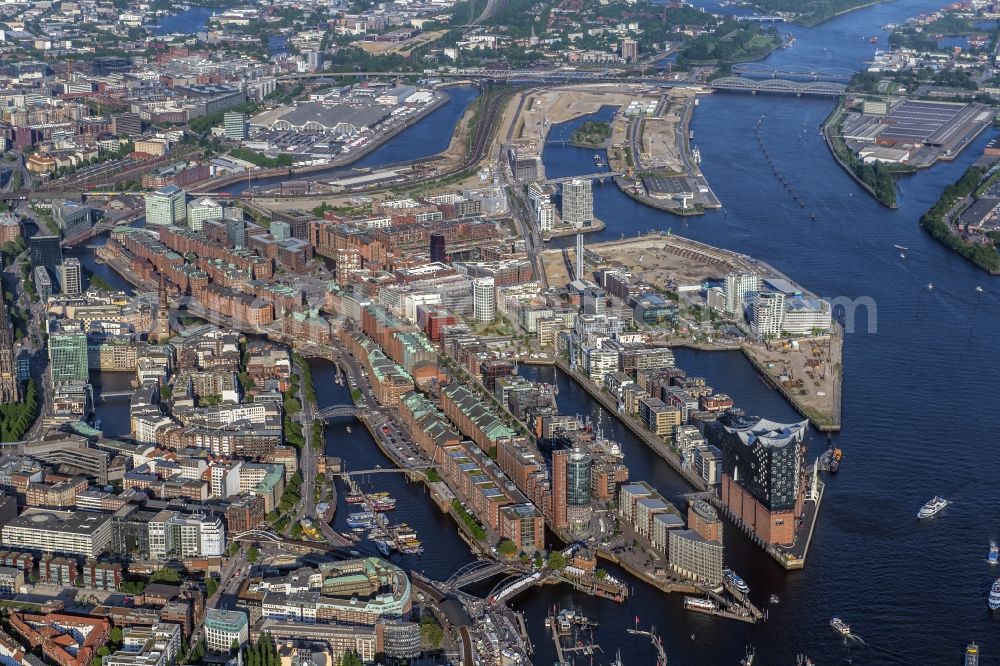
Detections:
[683, 597, 718, 612]
[345, 493, 365, 504]
[723, 568, 749, 594]
[374, 539, 391, 557]
[989, 542, 998, 565]
[594, 154, 605, 167]
[830, 617, 851, 637]
[966, 642, 980, 666]
[989, 579, 1000, 611]
[828, 447, 842, 472]
[372, 495, 397, 512]
[918, 496, 948, 519]
[347, 511, 375, 529]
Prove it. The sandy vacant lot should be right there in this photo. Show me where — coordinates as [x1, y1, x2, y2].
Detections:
[357, 30, 448, 56]
[514, 85, 659, 142]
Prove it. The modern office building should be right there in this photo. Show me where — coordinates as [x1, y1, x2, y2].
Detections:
[562, 178, 593, 228]
[223, 111, 248, 140]
[53, 200, 94, 239]
[472, 277, 496, 323]
[204, 609, 248, 653]
[111, 112, 142, 137]
[58, 258, 84, 295]
[1, 509, 113, 557]
[582, 287, 606, 316]
[48, 321, 89, 382]
[429, 232, 446, 263]
[270, 221, 291, 241]
[187, 198, 223, 232]
[707, 413, 809, 547]
[28, 234, 62, 272]
[506, 144, 541, 181]
[723, 271, 761, 316]
[781, 297, 833, 336]
[148, 511, 225, 560]
[226, 217, 246, 248]
[144, 185, 186, 227]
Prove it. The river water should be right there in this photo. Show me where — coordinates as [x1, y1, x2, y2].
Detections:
[82, 0, 1000, 661]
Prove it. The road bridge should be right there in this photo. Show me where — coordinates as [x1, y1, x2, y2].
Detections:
[543, 171, 621, 185]
[710, 77, 847, 96]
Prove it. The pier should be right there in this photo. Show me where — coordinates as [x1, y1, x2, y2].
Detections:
[626, 626, 668, 665]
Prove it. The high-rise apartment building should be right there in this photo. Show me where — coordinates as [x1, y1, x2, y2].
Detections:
[472, 277, 495, 323]
[723, 271, 761, 316]
[562, 179, 593, 228]
[58, 258, 84, 295]
[750, 291, 786, 340]
[621, 37, 638, 61]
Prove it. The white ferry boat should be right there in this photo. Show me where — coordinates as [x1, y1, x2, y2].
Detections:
[917, 496, 948, 519]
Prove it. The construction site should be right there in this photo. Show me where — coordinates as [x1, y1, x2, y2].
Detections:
[607, 88, 721, 214]
[542, 232, 842, 431]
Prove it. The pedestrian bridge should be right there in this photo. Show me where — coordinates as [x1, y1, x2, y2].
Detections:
[710, 77, 847, 97]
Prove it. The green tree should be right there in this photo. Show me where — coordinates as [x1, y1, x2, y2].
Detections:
[339, 652, 363, 666]
[247, 546, 261, 563]
[547, 552, 567, 570]
[497, 539, 518, 558]
[149, 568, 183, 585]
[420, 613, 444, 649]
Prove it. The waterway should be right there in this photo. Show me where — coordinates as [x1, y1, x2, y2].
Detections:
[152, 7, 287, 55]
[151, 7, 221, 36]
[217, 85, 481, 196]
[79, 0, 1000, 661]
[534, 0, 1000, 662]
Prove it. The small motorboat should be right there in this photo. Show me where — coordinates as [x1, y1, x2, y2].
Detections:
[990, 542, 998, 565]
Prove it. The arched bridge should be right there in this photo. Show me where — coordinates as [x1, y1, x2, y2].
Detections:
[445, 560, 523, 590]
[731, 63, 855, 81]
[314, 405, 360, 419]
[711, 77, 847, 97]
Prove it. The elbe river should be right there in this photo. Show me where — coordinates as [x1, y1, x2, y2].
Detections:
[82, 1, 1000, 661]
